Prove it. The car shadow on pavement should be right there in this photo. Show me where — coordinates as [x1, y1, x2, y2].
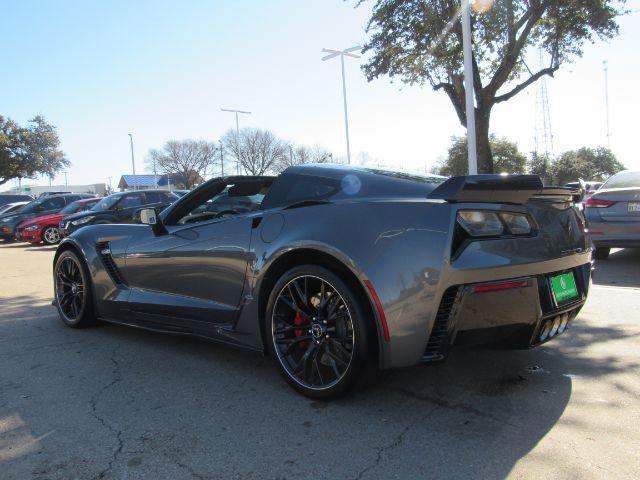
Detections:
[592, 247, 640, 288]
[1, 294, 637, 480]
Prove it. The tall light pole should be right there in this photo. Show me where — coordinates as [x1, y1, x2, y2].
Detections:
[603, 60, 611, 149]
[461, 0, 478, 175]
[221, 108, 251, 175]
[128, 133, 137, 190]
[322, 46, 361, 164]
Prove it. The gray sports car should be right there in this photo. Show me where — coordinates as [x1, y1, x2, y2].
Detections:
[53, 165, 592, 398]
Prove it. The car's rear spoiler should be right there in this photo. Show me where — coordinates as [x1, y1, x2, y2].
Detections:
[427, 175, 580, 205]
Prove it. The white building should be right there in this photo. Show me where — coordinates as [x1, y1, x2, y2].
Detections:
[6, 183, 108, 197]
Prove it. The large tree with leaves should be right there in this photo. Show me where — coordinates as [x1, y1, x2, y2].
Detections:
[437, 134, 526, 175]
[0, 115, 69, 186]
[549, 146, 623, 184]
[359, 0, 626, 173]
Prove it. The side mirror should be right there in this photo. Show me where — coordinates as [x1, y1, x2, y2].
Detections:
[139, 208, 157, 225]
[139, 208, 167, 235]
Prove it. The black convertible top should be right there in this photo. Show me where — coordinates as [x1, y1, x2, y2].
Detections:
[261, 163, 446, 209]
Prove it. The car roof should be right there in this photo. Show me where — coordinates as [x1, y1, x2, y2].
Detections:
[286, 163, 447, 180]
[40, 193, 93, 198]
[118, 189, 175, 194]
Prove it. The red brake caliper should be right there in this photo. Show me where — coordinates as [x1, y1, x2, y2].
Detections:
[294, 311, 305, 349]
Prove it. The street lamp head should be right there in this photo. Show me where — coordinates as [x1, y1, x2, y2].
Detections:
[321, 46, 361, 61]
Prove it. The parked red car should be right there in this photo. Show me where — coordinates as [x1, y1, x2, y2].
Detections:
[16, 197, 101, 245]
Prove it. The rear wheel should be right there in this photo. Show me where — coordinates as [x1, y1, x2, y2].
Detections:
[266, 265, 372, 399]
[42, 226, 61, 245]
[594, 247, 610, 260]
[54, 250, 95, 327]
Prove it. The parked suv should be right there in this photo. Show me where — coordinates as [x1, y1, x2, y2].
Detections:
[0, 194, 94, 241]
[60, 189, 178, 236]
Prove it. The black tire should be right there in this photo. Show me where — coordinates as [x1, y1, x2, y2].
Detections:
[42, 226, 62, 245]
[266, 265, 372, 399]
[594, 247, 610, 260]
[53, 250, 96, 328]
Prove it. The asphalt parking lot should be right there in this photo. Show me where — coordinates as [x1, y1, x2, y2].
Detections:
[1, 243, 639, 480]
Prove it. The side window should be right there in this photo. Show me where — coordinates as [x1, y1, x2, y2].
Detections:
[42, 197, 66, 210]
[120, 193, 145, 208]
[65, 195, 80, 204]
[173, 181, 267, 226]
[145, 192, 161, 203]
[262, 174, 339, 209]
[162, 192, 178, 203]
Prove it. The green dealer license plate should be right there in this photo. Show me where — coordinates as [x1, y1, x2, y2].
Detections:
[550, 272, 579, 304]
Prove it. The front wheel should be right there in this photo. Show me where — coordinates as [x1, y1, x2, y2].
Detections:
[54, 250, 96, 327]
[266, 265, 372, 399]
[42, 226, 61, 245]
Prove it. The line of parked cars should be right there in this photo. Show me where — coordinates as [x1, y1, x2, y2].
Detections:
[1, 169, 638, 261]
[0, 189, 181, 245]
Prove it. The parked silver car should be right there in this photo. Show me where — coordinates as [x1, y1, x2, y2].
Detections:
[584, 170, 640, 259]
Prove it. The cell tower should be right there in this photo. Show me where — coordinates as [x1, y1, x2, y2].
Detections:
[534, 49, 554, 158]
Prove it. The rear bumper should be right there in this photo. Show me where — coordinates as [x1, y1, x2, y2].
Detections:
[450, 263, 590, 351]
[587, 219, 640, 248]
[383, 251, 592, 369]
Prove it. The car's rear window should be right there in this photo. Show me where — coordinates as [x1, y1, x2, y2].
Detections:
[602, 171, 640, 189]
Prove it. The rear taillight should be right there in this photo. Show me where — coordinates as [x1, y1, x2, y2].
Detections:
[584, 197, 616, 208]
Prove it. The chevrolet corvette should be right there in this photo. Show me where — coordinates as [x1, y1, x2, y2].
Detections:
[53, 164, 592, 398]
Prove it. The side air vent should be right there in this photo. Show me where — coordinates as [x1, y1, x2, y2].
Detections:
[422, 286, 461, 362]
[96, 241, 126, 286]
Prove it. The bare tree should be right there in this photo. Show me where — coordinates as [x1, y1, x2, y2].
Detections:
[222, 128, 286, 176]
[275, 144, 332, 173]
[147, 140, 218, 189]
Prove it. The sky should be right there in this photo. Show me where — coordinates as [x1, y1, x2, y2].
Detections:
[2, 0, 639, 191]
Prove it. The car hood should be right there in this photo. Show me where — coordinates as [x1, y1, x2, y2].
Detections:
[0, 212, 37, 226]
[20, 213, 67, 228]
[63, 210, 97, 223]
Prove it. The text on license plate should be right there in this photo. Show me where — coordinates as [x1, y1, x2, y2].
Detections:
[550, 272, 579, 304]
[628, 201, 640, 213]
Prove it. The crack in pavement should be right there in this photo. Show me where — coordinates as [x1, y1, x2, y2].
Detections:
[89, 344, 124, 480]
[354, 424, 411, 480]
[353, 387, 468, 480]
[384, 386, 520, 427]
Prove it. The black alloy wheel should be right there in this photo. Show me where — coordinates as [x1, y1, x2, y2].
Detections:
[267, 265, 372, 399]
[54, 250, 95, 327]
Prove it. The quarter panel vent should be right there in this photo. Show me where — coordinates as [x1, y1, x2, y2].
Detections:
[96, 241, 126, 286]
[423, 286, 461, 362]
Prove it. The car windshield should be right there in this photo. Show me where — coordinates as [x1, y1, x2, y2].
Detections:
[91, 194, 122, 211]
[60, 200, 89, 214]
[602, 171, 640, 189]
[0, 203, 25, 214]
[20, 198, 47, 214]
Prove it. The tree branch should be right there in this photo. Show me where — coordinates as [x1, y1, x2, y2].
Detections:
[486, 1, 548, 96]
[494, 65, 559, 103]
[435, 82, 466, 126]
